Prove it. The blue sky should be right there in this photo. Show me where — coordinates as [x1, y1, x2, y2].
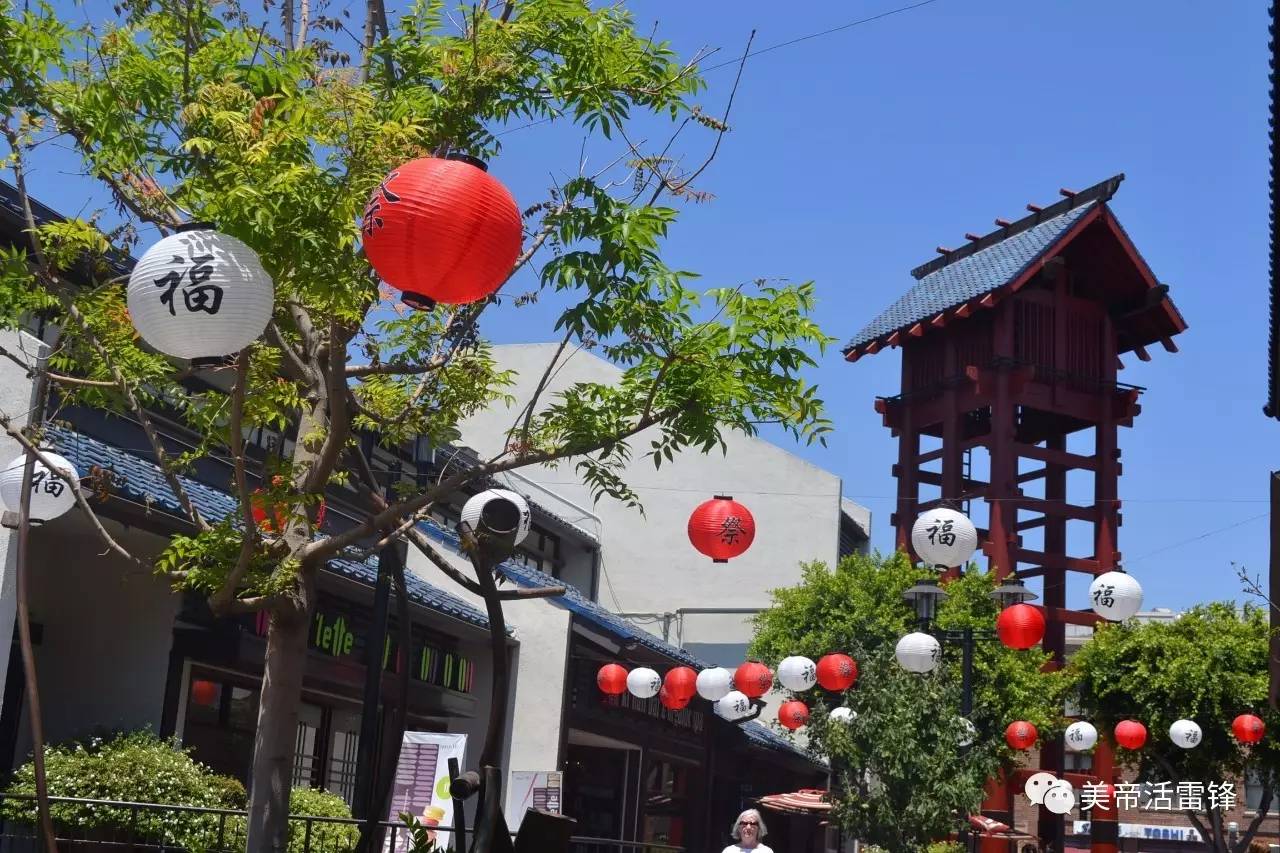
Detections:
[16, 0, 1271, 614]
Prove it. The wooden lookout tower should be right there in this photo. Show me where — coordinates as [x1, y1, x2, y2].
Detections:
[844, 174, 1187, 853]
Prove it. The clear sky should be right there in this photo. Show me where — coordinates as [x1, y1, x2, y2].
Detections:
[15, 0, 1271, 615]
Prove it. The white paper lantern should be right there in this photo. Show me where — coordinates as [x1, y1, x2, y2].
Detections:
[910, 508, 978, 568]
[777, 655, 817, 692]
[714, 690, 751, 721]
[696, 667, 733, 701]
[1, 452, 78, 522]
[958, 718, 977, 747]
[460, 488, 531, 546]
[1065, 721, 1098, 752]
[830, 707, 857, 724]
[1169, 719, 1202, 749]
[895, 632, 942, 673]
[127, 227, 273, 361]
[1089, 571, 1143, 622]
[626, 667, 661, 699]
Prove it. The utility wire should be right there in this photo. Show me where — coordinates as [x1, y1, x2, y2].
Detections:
[1127, 512, 1270, 565]
[494, 0, 947, 138]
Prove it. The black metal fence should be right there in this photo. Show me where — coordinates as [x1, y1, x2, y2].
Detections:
[0, 795, 684, 853]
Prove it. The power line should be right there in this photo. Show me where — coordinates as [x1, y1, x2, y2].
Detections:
[494, 0, 946, 138]
[1128, 512, 1270, 565]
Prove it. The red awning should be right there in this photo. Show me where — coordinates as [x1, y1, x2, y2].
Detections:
[757, 789, 833, 815]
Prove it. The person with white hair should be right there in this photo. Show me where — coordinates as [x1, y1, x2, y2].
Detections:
[720, 808, 773, 853]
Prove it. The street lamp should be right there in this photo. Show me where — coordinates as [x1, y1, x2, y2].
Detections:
[992, 577, 1038, 608]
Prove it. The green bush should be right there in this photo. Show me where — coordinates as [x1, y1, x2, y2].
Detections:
[2, 731, 361, 852]
[287, 787, 359, 853]
[925, 843, 964, 853]
[2, 730, 246, 849]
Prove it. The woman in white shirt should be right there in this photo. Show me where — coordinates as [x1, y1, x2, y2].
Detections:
[720, 808, 774, 853]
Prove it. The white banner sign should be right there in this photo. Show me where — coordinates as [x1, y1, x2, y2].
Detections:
[386, 731, 468, 851]
[505, 771, 563, 830]
[1073, 821, 1203, 843]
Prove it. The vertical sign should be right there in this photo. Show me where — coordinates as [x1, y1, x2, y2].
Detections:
[386, 732, 467, 851]
[504, 771, 563, 831]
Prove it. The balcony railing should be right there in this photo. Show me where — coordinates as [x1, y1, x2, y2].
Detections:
[0, 795, 684, 853]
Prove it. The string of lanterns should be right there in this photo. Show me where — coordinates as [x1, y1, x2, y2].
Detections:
[596, 653, 859, 731]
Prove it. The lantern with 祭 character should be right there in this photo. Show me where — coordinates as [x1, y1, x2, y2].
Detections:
[361, 156, 522, 309]
[1005, 721, 1038, 750]
[1114, 719, 1147, 750]
[996, 603, 1046, 650]
[658, 685, 690, 711]
[1, 451, 79, 522]
[127, 225, 273, 362]
[663, 666, 698, 702]
[1232, 714, 1265, 744]
[597, 663, 628, 696]
[778, 700, 810, 730]
[687, 495, 755, 562]
[816, 653, 858, 691]
[734, 661, 773, 699]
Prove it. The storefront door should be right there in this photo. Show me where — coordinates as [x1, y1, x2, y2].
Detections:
[564, 744, 630, 851]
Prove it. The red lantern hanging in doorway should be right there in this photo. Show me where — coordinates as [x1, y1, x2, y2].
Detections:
[1232, 713, 1266, 744]
[734, 661, 773, 699]
[597, 663, 628, 696]
[362, 156, 522, 308]
[995, 603, 1045, 650]
[1114, 720, 1148, 750]
[1005, 721, 1038, 750]
[815, 653, 858, 691]
[778, 700, 810, 731]
[688, 495, 756, 562]
[190, 679, 218, 707]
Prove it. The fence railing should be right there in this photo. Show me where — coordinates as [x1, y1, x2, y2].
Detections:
[0, 795, 684, 853]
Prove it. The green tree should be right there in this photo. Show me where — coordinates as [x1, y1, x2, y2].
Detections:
[0, 1, 832, 849]
[1071, 603, 1279, 853]
[750, 554, 1070, 853]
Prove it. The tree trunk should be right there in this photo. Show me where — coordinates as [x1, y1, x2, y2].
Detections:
[245, 578, 315, 853]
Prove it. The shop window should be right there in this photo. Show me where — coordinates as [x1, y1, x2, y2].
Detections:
[292, 704, 324, 790]
[1246, 768, 1269, 812]
[643, 758, 690, 848]
[183, 674, 258, 786]
[328, 711, 362, 807]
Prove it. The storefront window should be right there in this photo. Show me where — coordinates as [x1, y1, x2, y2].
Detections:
[643, 757, 690, 849]
[328, 710, 362, 806]
[183, 674, 257, 785]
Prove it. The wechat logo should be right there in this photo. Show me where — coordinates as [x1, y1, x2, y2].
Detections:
[1024, 772, 1075, 815]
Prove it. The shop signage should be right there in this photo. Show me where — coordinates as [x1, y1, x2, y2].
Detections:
[386, 731, 468, 852]
[505, 771, 562, 830]
[1073, 821, 1203, 843]
[252, 598, 474, 694]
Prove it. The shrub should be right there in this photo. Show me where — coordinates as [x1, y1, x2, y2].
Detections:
[1, 730, 245, 849]
[926, 843, 964, 853]
[287, 787, 359, 853]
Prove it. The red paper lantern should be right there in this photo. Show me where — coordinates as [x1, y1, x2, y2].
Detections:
[779, 700, 810, 730]
[815, 653, 858, 691]
[659, 685, 690, 711]
[996, 604, 1046, 650]
[1232, 713, 1266, 744]
[1005, 721, 1038, 750]
[734, 661, 773, 699]
[664, 667, 698, 702]
[190, 679, 218, 707]
[597, 663, 628, 696]
[1114, 720, 1148, 750]
[362, 156, 522, 307]
[687, 495, 756, 562]
[251, 476, 325, 533]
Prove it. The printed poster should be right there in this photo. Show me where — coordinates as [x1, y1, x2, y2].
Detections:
[504, 771, 563, 830]
[386, 731, 468, 851]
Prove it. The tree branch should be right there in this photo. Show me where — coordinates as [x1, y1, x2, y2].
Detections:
[0, 409, 150, 574]
[512, 330, 572, 452]
[302, 317, 350, 493]
[1232, 785, 1273, 853]
[345, 358, 446, 378]
[209, 350, 258, 616]
[0, 343, 117, 388]
[6, 131, 208, 531]
[216, 593, 286, 615]
[304, 405, 681, 563]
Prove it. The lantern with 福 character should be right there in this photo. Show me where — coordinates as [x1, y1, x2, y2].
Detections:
[1089, 570, 1143, 621]
[816, 653, 858, 691]
[714, 690, 751, 721]
[361, 156, 522, 309]
[626, 667, 661, 699]
[127, 224, 274, 362]
[910, 508, 978, 568]
[1169, 719, 1201, 749]
[1065, 721, 1098, 752]
[829, 706, 857, 724]
[777, 656, 817, 692]
[597, 663, 628, 696]
[1, 451, 79, 523]
[894, 633, 941, 674]
[687, 495, 755, 562]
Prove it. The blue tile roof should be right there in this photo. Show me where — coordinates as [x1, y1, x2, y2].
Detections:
[844, 201, 1098, 352]
[741, 719, 821, 763]
[43, 425, 495, 630]
[412, 517, 705, 667]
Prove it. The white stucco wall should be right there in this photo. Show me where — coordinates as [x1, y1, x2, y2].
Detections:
[0, 330, 45, 708]
[458, 344, 845, 657]
[15, 518, 177, 760]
